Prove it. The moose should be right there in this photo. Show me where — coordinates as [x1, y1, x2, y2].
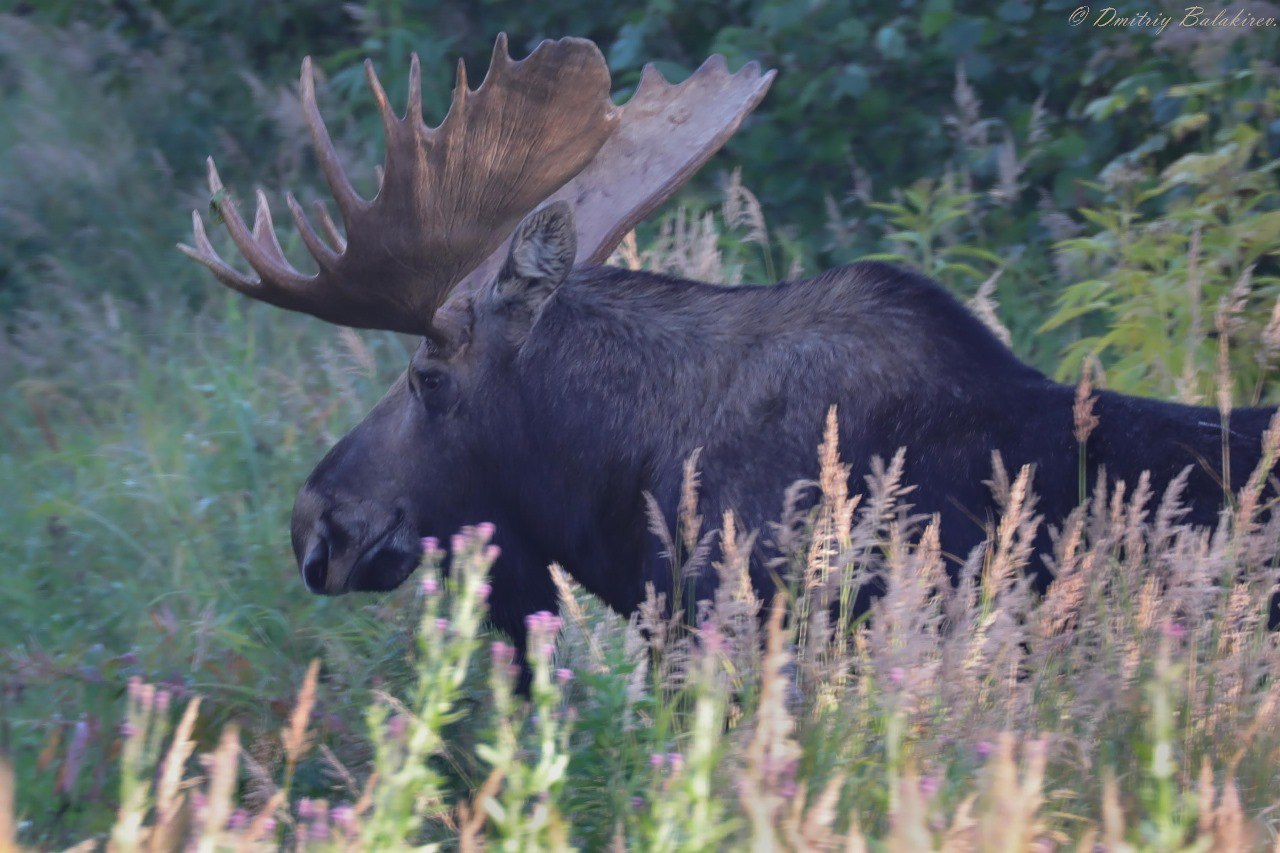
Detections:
[182, 36, 1277, 668]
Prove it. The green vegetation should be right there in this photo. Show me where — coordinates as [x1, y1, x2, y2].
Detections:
[2, 1, 1279, 849]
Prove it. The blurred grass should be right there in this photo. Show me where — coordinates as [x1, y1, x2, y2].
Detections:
[0, 287, 422, 841]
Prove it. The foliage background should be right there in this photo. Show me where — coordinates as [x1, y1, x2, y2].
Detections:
[1, 0, 1279, 847]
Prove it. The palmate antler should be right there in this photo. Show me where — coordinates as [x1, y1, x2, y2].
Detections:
[180, 35, 774, 336]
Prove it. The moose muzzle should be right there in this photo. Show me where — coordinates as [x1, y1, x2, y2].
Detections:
[291, 484, 420, 595]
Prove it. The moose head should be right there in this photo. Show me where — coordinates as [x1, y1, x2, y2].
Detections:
[181, 36, 775, 600]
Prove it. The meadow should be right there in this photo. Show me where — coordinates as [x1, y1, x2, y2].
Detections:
[3, 4, 1280, 850]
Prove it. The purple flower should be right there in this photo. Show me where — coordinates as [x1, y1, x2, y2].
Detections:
[555, 668, 573, 685]
[57, 720, 90, 795]
[524, 610, 564, 634]
[297, 798, 317, 820]
[420, 536, 439, 554]
[435, 617, 450, 635]
[476, 582, 492, 601]
[699, 620, 726, 655]
[920, 774, 940, 797]
[420, 576, 439, 596]
[667, 752, 684, 772]
[484, 544, 502, 562]
[386, 714, 409, 740]
[476, 522, 496, 541]
[888, 666, 905, 686]
[975, 740, 994, 760]
[649, 753, 666, 769]
[1163, 620, 1187, 640]
[331, 804, 356, 831]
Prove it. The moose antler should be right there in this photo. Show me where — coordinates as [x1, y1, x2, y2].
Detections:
[453, 54, 775, 295]
[180, 35, 615, 335]
[181, 35, 774, 336]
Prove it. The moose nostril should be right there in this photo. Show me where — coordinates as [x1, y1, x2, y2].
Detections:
[301, 535, 330, 593]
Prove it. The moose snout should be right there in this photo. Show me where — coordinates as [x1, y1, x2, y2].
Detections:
[291, 514, 369, 595]
[293, 509, 348, 594]
[298, 528, 332, 594]
[291, 482, 422, 595]
[292, 483, 346, 594]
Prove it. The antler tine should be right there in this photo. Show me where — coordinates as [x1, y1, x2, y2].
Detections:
[487, 33, 513, 78]
[312, 199, 346, 252]
[252, 189, 291, 265]
[178, 210, 255, 292]
[455, 58, 468, 98]
[300, 56, 368, 226]
[364, 58, 401, 144]
[406, 53, 424, 127]
[286, 192, 340, 271]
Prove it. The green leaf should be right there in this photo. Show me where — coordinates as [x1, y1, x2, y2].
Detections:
[1040, 300, 1110, 332]
[997, 0, 1033, 22]
[875, 25, 908, 61]
[921, 0, 954, 37]
[1168, 112, 1210, 141]
[835, 64, 870, 99]
[1084, 94, 1123, 121]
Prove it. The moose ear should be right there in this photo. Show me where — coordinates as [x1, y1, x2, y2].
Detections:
[490, 201, 577, 315]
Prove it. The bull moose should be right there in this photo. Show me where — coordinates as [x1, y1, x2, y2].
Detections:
[181, 36, 1277, 669]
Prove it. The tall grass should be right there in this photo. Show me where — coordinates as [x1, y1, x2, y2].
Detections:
[0, 289, 418, 844]
[5, 399, 1279, 848]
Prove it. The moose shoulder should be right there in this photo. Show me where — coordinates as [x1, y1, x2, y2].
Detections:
[181, 37, 1276, 672]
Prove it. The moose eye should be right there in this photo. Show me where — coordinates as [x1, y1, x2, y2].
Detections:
[412, 367, 452, 409]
